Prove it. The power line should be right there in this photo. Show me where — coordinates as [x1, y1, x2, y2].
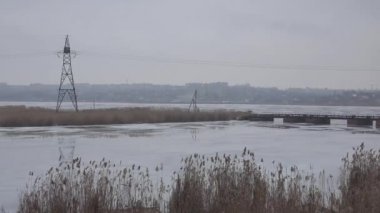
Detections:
[82, 51, 380, 72]
[0, 51, 55, 58]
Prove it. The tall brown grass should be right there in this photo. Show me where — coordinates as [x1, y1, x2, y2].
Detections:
[18, 158, 164, 213]
[338, 143, 380, 212]
[0, 106, 245, 127]
[169, 151, 328, 213]
[18, 144, 380, 213]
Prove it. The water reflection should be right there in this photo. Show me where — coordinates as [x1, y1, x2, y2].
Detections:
[190, 128, 199, 141]
[58, 138, 76, 165]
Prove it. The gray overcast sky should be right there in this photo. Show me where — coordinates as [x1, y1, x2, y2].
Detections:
[0, 0, 379, 89]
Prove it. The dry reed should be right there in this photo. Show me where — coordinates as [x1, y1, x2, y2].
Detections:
[0, 106, 246, 127]
[18, 158, 164, 213]
[18, 144, 380, 213]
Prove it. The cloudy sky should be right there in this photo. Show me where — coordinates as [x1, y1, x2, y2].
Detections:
[0, 0, 379, 89]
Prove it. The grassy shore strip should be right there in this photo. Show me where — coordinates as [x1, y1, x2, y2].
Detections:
[0, 106, 247, 127]
[17, 144, 380, 213]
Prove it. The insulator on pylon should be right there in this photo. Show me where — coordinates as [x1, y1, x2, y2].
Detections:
[64, 47, 70, 53]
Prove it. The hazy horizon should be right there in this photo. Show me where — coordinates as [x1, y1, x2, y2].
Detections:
[1, 0, 379, 89]
[1, 81, 380, 92]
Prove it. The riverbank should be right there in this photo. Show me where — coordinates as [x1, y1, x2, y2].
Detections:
[0, 106, 246, 127]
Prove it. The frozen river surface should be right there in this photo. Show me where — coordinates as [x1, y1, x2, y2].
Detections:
[1, 103, 380, 211]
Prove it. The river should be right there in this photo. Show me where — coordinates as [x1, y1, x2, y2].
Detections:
[1, 102, 380, 211]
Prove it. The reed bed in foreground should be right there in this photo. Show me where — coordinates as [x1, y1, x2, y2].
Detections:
[19, 158, 165, 213]
[18, 144, 380, 213]
[0, 106, 246, 127]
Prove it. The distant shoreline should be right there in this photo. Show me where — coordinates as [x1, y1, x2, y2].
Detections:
[2, 101, 380, 108]
[0, 82, 379, 106]
[0, 106, 246, 127]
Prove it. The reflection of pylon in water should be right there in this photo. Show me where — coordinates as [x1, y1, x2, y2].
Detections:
[189, 90, 199, 112]
[191, 128, 198, 141]
[58, 138, 76, 165]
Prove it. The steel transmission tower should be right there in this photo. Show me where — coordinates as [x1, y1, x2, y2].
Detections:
[188, 90, 199, 112]
[56, 35, 78, 112]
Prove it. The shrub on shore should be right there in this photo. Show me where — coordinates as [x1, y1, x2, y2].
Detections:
[0, 106, 246, 127]
[18, 144, 380, 213]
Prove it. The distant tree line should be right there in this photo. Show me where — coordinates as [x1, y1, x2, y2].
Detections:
[0, 82, 379, 106]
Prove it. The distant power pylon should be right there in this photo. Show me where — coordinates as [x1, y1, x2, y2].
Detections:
[56, 35, 78, 112]
[189, 90, 199, 112]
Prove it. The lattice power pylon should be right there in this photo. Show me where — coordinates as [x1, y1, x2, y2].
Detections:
[189, 90, 199, 112]
[56, 35, 78, 112]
